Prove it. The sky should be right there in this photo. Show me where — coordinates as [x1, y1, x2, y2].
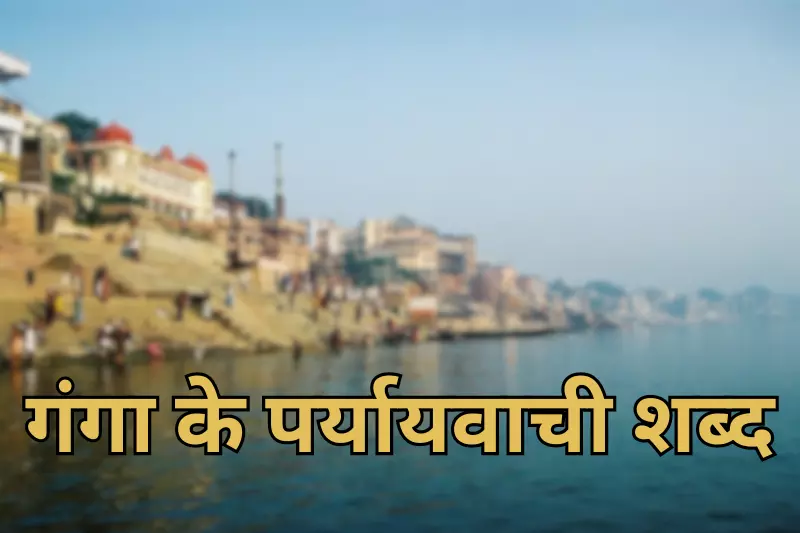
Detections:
[2, 0, 799, 293]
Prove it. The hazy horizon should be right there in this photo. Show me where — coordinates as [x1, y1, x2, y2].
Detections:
[3, 0, 798, 293]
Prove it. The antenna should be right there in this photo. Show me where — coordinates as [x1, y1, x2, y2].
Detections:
[274, 142, 283, 196]
[227, 149, 239, 262]
[274, 141, 285, 219]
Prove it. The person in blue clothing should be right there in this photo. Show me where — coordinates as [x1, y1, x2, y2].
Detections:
[225, 283, 235, 308]
[72, 293, 84, 329]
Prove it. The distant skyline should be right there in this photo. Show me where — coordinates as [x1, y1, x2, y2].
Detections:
[3, 0, 798, 293]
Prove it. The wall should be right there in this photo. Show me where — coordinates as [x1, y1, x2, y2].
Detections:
[139, 227, 225, 269]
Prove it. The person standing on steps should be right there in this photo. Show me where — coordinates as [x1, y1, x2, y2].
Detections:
[22, 321, 38, 366]
[112, 320, 132, 367]
[97, 320, 115, 361]
[43, 290, 56, 326]
[7, 323, 23, 369]
[225, 283, 235, 309]
[72, 290, 84, 330]
[175, 291, 188, 321]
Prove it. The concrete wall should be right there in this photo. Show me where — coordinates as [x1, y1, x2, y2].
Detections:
[139, 227, 225, 269]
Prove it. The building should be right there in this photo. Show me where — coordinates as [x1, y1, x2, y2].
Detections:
[215, 215, 264, 264]
[343, 216, 478, 293]
[256, 142, 309, 272]
[438, 234, 476, 276]
[213, 196, 248, 221]
[217, 142, 309, 274]
[307, 218, 348, 257]
[470, 264, 518, 304]
[372, 223, 439, 281]
[349, 217, 436, 268]
[517, 275, 550, 309]
[20, 110, 71, 189]
[437, 233, 476, 294]
[67, 123, 214, 221]
[0, 51, 30, 185]
[261, 217, 309, 272]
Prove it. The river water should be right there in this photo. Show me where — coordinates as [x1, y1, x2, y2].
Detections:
[0, 321, 797, 533]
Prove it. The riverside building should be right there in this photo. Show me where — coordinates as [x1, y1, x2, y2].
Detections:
[67, 123, 214, 222]
[0, 50, 29, 185]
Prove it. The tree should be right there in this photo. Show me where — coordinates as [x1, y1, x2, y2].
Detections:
[52, 111, 100, 143]
[215, 191, 272, 219]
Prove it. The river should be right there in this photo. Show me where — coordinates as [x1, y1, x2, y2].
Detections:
[0, 321, 797, 532]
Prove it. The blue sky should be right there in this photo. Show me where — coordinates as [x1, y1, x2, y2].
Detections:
[3, 1, 799, 292]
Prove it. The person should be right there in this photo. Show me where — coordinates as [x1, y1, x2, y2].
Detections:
[97, 320, 115, 360]
[193, 343, 206, 361]
[53, 291, 66, 319]
[224, 283, 234, 309]
[292, 339, 303, 359]
[7, 324, 23, 369]
[321, 289, 330, 311]
[43, 290, 56, 326]
[93, 266, 104, 299]
[147, 342, 164, 360]
[72, 293, 84, 329]
[22, 321, 38, 365]
[112, 321, 131, 366]
[126, 235, 141, 261]
[25, 268, 35, 287]
[72, 265, 85, 296]
[101, 271, 110, 302]
[201, 292, 212, 320]
[328, 328, 342, 353]
[175, 291, 187, 321]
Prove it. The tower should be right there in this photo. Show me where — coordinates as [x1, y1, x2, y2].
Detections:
[274, 142, 285, 219]
[227, 149, 240, 266]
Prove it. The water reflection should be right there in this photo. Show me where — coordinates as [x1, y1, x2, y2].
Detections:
[503, 338, 518, 395]
[0, 327, 797, 532]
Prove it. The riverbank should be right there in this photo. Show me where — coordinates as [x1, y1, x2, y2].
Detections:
[0, 226, 395, 359]
[0, 223, 582, 362]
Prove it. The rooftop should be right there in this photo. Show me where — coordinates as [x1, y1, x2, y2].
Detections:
[0, 96, 22, 116]
[0, 51, 30, 82]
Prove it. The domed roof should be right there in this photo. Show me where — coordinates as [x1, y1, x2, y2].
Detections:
[95, 122, 133, 144]
[157, 145, 175, 160]
[181, 154, 208, 173]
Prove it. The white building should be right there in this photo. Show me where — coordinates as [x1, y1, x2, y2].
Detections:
[213, 196, 248, 221]
[0, 51, 30, 184]
[307, 218, 349, 256]
[70, 125, 215, 222]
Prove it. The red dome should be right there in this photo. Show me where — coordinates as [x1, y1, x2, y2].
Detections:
[181, 154, 208, 173]
[158, 145, 175, 160]
[95, 122, 133, 144]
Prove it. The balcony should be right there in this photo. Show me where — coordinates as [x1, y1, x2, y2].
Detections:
[0, 96, 22, 117]
[0, 51, 31, 81]
[0, 97, 24, 139]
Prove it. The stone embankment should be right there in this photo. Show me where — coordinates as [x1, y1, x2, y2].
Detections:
[0, 219, 389, 360]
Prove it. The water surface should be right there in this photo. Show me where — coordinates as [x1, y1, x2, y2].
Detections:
[0, 321, 797, 532]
